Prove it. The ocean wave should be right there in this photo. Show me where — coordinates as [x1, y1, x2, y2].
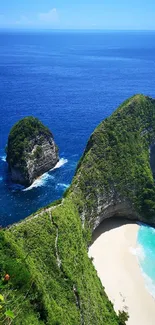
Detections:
[129, 244, 145, 261]
[139, 268, 155, 300]
[137, 222, 155, 239]
[52, 158, 68, 170]
[22, 157, 68, 191]
[56, 183, 70, 190]
[0, 155, 6, 162]
[130, 230, 155, 299]
[23, 173, 54, 191]
[71, 154, 79, 158]
[136, 224, 155, 299]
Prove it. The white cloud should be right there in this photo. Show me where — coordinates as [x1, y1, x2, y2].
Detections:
[38, 8, 59, 24]
[15, 15, 32, 26]
[0, 8, 59, 29]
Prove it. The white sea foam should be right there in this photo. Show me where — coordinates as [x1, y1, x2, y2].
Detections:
[0, 155, 6, 162]
[51, 158, 68, 170]
[129, 244, 145, 261]
[140, 267, 155, 300]
[23, 157, 68, 191]
[56, 183, 70, 190]
[136, 224, 155, 300]
[150, 226, 155, 235]
[23, 173, 54, 191]
[130, 242, 155, 299]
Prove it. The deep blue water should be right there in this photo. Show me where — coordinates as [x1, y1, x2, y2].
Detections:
[1, 29, 155, 298]
[0, 30, 155, 229]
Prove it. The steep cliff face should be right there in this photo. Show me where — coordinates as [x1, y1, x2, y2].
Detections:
[1, 94, 154, 324]
[69, 94, 155, 229]
[6, 117, 59, 186]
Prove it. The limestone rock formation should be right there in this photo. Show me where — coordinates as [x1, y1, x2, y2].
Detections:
[6, 117, 59, 186]
[70, 94, 155, 229]
[2, 94, 155, 325]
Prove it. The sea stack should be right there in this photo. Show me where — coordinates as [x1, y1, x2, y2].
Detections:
[6, 117, 59, 187]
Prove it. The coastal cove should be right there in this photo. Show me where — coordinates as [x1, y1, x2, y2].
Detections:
[89, 219, 155, 325]
[1, 94, 155, 324]
[1, 31, 155, 324]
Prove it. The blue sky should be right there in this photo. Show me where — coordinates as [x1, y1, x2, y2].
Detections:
[0, 0, 155, 30]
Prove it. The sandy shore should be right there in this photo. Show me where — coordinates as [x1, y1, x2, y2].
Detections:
[88, 218, 155, 325]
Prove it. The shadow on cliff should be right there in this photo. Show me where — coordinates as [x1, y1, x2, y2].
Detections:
[91, 217, 137, 245]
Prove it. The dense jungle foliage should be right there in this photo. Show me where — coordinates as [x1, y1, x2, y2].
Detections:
[69, 94, 155, 226]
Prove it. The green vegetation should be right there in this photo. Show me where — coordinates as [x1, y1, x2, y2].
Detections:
[118, 311, 129, 325]
[6, 117, 52, 167]
[33, 146, 43, 159]
[69, 94, 155, 226]
[0, 199, 122, 324]
[2, 94, 153, 324]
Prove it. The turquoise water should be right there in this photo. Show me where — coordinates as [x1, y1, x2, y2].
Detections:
[1, 30, 155, 294]
[137, 225, 155, 298]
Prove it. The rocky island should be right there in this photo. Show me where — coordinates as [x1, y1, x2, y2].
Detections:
[1, 94, 155, 324]
[6, 117, 59, 187]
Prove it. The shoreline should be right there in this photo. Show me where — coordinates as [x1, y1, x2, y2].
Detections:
[88, 218, 155, 325]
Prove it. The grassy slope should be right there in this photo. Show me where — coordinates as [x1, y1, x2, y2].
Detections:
[1, 94, 153, 324]
[0, 199, 119, 324]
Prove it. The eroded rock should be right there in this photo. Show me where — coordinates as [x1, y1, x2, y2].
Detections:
[6, 117, 59, 187]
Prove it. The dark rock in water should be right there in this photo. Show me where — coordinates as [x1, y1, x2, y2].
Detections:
[6, 117, 59, 187]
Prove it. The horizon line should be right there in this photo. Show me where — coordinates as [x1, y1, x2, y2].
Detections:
[0, 28, 155, 32]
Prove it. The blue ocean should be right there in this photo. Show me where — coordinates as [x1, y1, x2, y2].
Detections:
[0, 30, 155, 296]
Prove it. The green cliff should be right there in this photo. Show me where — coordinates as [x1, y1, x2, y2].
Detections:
[1, 94, 154, 324]
[70, 94, 155, 229]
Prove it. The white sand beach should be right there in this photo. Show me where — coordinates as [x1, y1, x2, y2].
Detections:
[88, 218, 155, 325]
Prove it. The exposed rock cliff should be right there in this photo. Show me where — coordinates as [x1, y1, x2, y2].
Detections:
[69, 94, 155, 229]
[1, 94, 154, 324]
[6, 117, 59, 186]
